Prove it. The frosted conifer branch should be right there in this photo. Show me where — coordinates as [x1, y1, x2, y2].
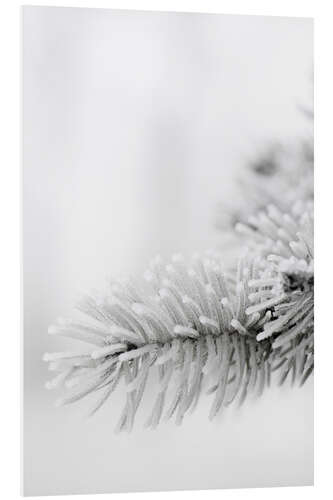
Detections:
[44, 200, 313, 431]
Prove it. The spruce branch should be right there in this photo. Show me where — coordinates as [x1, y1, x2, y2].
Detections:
[216, 140, 313, 232]
[44, 200, 313, 431]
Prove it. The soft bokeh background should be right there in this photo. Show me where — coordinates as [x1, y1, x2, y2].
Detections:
[23, 7, 313, 496]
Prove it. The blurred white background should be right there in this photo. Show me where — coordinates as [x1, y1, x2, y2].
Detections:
[23, 7, 313, 496]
